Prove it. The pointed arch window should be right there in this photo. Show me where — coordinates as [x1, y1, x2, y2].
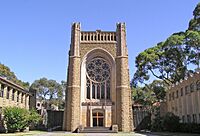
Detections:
[86, 58, 111, 100]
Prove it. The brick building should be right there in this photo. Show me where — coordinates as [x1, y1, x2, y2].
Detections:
[63, 23, 133, 132]
[0, 76, 31, 130]
[166, 71, 200, 124]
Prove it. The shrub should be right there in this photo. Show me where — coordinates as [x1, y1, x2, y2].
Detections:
[179, 123, 200, 133]
[27, 109, 41, 126]
[3, 107, 28, 132]
[151, 112, 180, 132]
[162, 112, 180, 132]
[151, 116, 163, 131]
[3, 107, 41, 132]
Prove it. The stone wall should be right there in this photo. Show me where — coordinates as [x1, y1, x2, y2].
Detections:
[80, 43, 116, 60]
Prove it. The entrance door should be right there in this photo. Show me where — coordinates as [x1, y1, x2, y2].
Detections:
[92, 112, 104, 127]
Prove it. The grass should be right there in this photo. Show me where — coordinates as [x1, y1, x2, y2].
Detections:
[0, 130, 47, 136]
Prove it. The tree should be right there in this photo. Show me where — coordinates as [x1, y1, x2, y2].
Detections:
[0, 63, 29, 88]
[188, 3, 200, 31]
[134, 3, 200, 86]
[134, 32, 188, 85]
[148, 80, 166, 102]
[132, 80, 166, 107]
[185, 30, 200, 69]
[162, 32, 188, 83]
[187, 2, 200, 69]
[133, 42, 163, 85]
[30, 78, 65, 110]
[162, 112, 180, 132]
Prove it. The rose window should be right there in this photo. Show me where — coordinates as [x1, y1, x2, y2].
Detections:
[86, 58, 110, 83]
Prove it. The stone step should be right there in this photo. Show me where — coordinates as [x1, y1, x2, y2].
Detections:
[80, 127, 116, 133]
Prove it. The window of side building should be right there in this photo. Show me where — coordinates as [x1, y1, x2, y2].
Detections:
[21, 93, 24, 103]
[199, 114, 200, 123]
[25, 95, 27, 106]
[17, 91, 19, 102]
[169, 93, 171, 101]
[180, 88, 183, 96]
[176, 90, 178, 98]
[185, 85, 189, 95]
[6, 86, 10, 99]
[182, 115, 185, 123]
[0, 84, 4, 97]
[193, 114, 197, 123]
[0, 107, 2, 121]
[190, 83, 194, 92]
[172, 92, 175, 100]
[187, 115, 191, 123]
[196, 80, 200, 91]
[12, 89, 15, 101]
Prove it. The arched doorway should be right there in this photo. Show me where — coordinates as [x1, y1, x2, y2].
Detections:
[92, 111, 104, 127]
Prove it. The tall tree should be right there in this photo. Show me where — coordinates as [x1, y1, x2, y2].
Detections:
[132, 80, 166, 107]
[162, 32, 187, 83]
[188, 3, 200, 31]
[185, 30, 200, 69]
[0, 63, 29, 88]
[134, 32, 187, 85]
[187, 3, 200, 69]
[30, 78, 65, 109]
[134, 2, 200, 86]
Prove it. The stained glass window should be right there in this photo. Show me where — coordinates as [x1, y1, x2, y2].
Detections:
[86, 58, 111, 100]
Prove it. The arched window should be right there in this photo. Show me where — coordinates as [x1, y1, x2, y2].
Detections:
[196, 80, 200, 91]
[86, 58, 111, 100]
[86, 79, 90, 99]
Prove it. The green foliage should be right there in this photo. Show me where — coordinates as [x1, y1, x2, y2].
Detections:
[185, 30, 200, 68]
[152, 112, 200, 133]
[134, 3, 200, 86]
[0, 63, 29, 88]
[162, 112, 180, 132]
[188, 3, 200, 31]
[134, 32, 188, 85]
[151, 116, 163, 132]
[30, 78, 66, 110]
[3, 107, 28, 132]
[132, 80, 166, 108]
[151, 112, 180, 132]
[27, 109, 42, 125]
[179, 123, 200, 133]
[3, 107, 41, 132]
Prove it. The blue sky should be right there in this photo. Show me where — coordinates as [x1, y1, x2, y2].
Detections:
[0, 0, 199, 84]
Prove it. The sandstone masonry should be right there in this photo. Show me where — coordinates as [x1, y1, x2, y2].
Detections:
[63, 23, 133, 132]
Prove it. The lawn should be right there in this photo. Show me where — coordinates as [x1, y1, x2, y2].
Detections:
[0, 130, 47, 136]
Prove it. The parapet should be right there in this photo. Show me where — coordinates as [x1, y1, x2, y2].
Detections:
[80, 30, 116, 43]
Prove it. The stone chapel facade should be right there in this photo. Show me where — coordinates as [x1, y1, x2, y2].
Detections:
[63, 23, 133, 132]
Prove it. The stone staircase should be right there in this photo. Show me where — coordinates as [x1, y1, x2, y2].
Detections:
[80, 127, 117, 133]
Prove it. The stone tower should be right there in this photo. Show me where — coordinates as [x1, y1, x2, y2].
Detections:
[63, 23, 133, 132]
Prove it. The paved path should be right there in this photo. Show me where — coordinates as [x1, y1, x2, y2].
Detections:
[2, 131, 199, 136]
[32, 132, 151, 136]
[31, 131, 200, 136]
